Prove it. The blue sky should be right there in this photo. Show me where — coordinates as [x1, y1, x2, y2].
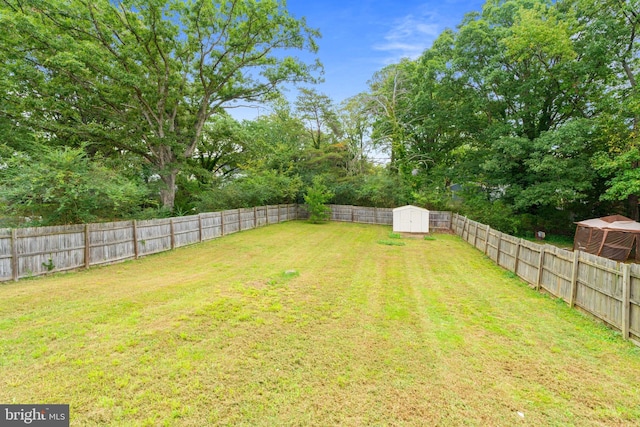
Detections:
[230, 0, 485, 119]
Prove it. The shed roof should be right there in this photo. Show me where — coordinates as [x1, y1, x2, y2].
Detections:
[392, 205, 429, 213]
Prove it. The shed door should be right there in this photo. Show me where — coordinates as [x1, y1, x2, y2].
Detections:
[409, 210, 426, 233]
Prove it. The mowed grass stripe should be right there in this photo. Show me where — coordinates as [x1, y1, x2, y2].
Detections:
[0, 221, 639, 426]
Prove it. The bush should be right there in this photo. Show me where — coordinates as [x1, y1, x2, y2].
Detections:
[0, 147, 146, 225]
[304, 176, 334, 223]
[195, 171, 303, 211]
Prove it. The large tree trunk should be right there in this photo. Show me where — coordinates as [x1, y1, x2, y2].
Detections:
[159, 169, 178, 210]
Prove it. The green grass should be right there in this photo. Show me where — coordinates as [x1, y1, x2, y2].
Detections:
[377, 239, 406, 246]
[523, 233, 575, 249]
[1, 221, 639, 426]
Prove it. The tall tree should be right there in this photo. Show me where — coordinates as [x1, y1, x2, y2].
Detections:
[339, 93, 373, 175]
[367, 60, 415, 174]
[0, 0, 320, 210]
[294, 87, 340, 149]
[451, 0, 608, 218]
[576, 0, 640, 218]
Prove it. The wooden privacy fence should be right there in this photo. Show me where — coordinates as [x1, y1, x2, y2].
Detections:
[452, 214, 640, 346]
[0, 205, 451, 283]
[309, 205, 452, 230]
[0, 205, 298, 282]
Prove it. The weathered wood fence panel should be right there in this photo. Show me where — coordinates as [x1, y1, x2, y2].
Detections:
[200, 212, 222, 240]
[256, 206, 268, 227]
[267, 205, 280, 224]
[330, 205, 354, 222]
[17, 225, 86, 278]
[540, 245, 574, 302]
[222, 209, 240, 235]
[430, 211, 452, 230]
[0, 230, 12, 281]
[137, 218, 172, 256]
[517, 240, 542, 285]
[451, 213, 640, 347]
[172, 216, 201, 248]
[575, 252, 622, 328]
[89, 221, 135, 266]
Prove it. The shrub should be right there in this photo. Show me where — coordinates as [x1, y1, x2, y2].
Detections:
[304, 176, 334, 223]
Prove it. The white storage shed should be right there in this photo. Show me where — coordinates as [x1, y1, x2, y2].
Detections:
[392, 205, 430, 233]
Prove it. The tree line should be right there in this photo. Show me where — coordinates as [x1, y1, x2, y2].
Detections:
[1, 0, 639, 237]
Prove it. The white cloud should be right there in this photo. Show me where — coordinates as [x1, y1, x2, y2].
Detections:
[373, 10, 442, 64]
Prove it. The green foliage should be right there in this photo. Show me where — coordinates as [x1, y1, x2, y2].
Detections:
[354, 171, 411, 207]
[304, 177, 334, 223]
[377, 239, 406, 246]
[42, 258, 55, 272]
[456, 186, 522, 235]
[0, 147, 146, 225]
[388, 232, 402, 239]
[0, 0, 320, 209]
[196, 171, 303, 212]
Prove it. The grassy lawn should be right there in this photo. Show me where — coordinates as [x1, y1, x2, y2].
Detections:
[1, 221, 639, 426]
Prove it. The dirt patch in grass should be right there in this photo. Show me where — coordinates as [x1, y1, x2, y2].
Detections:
[1, 221, 639, 426]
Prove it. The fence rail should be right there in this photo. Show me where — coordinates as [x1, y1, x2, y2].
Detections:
[452, 214, 640, 346]
[0, 204, 299, 282]
[0, 205, 450, 283]
[296, 205, 452, 230]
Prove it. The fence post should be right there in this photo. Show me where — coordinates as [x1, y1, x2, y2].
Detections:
[622, 263, 631, 340]
[198, 214, 203, 242]
[84, 224, 91, 269]
[278, 204, 281, 223]
[351, 205, 355, 223]
[11, 228, 18, 281]
[484, 226, 491, 255]
[462, 216, 468, 240]
[220, 211, 225, 236]
[133, 220, 139, 259]
[473, 222, 479, 248]
[237, 208, 242, 231]
[514, 239, 522, 277]
[448, 212, 453, 231]
[170, 219, 175, 250]
[569, 250, 580, 307]
[536, 245, 545, 290]
[254, 207, 258, 228]
[496, 232, 503, 266]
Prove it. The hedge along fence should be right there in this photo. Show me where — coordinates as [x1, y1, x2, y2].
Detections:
[0, 205, 451, 283]
[452, 213, 640, 347]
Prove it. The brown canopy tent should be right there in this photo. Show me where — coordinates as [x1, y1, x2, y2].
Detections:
[573, 215, 640, 261]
